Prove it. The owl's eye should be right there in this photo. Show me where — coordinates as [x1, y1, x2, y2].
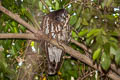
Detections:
[55, 17, 65, 22]
[61, 13, 65, 17]
[62, 13, 69, 19]
[55, 16, 61, 21]
[55, 16, 64, 22]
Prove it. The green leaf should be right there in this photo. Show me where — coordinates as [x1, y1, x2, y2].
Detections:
[101, 0, 113, 8]
[78, 29, 88, 37]
[86, 29, 100, 38]
[55, 0, 60, 10]
[82, 8, 91, 20]
[62, 0, 70, 6]
[105, 15, 115, 21]
[105, 0, 113, 7]
[104, 42, 110, 54]
[102, 36, 108, 43]
[46, 0, 54, 8]
[0, 53, 8, 72]
[82, 18, 88, 25]
[109, 37, 118, 43]
[69, 15, 77, 25]
[75, 17, 82, 29]
[3, 40, 12, 49]
[115, 49, 120, 65]
[11, 21, 17, 27]
[10, 46, 16, 56]
[110, 47, 116, 55]
[61, 59, 78, 79]
[76, 6, 82, 15]
[110, 41, 118, 50]
[21, 7, 26, 14]
[93, 48, 101, 61]
[4, 24, 9, 32]
[96, 35, 103, 46]
[38, 1, 43, 10]
[71, 31, 78, 38]
[19, 25, 26, 32]
[101, 52, 111, 71]
[13, 27, 18, 33]
[8, 24, 14, 33]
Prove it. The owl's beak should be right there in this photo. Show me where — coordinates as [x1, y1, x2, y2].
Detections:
[66, 14, 70, 22]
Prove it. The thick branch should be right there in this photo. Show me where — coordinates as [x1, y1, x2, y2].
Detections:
[0, 6, 37, 33]
[0, 33, 36, 40]
[0, 5, 120, 80]
[111, 64, 120, 75]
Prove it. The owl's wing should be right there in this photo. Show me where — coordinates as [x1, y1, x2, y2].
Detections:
[45, 43, 64, 75]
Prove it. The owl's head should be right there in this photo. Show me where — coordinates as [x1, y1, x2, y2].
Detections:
[48, 9, 69, 23]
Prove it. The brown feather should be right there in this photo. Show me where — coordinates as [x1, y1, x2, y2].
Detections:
[41, 9, 70, 75]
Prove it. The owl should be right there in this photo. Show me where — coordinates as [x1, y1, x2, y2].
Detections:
[41, 9, 70, 75]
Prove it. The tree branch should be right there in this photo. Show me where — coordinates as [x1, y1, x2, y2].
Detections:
[0, 33, 36, 40]
[64, 0, 81, 8]
[40, 0, 50, 12]
[111, 64, 120, 76]
[71, 39, 92, 53]
[0, 5, 120, 80]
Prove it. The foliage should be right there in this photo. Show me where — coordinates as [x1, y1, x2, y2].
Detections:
[0, 0, 120, 80]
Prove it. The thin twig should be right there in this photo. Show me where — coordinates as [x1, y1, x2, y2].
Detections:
[27, 8, 40, 29]
[71, 39, 88, 51]
[80, 70, 96, 80]
[64, 0, 81, 8]
[40, 0, 50, 12]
